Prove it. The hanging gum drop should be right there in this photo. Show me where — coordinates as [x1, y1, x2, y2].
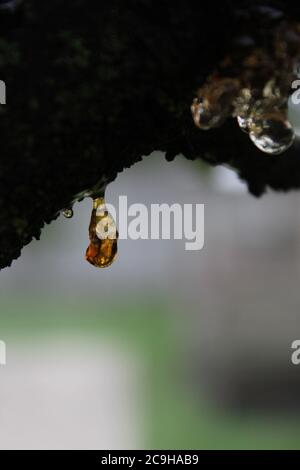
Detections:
[85, 197, 118, 268]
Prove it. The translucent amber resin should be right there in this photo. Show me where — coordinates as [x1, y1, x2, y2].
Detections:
[85, 197, 118, 268]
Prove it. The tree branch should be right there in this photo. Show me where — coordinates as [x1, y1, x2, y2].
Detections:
[0, 0, 300, 268]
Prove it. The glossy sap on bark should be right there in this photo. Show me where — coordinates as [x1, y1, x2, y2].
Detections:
[191, 78, 240, 130]
[191, 21, 300, 156]
[192, 81, 296, 155]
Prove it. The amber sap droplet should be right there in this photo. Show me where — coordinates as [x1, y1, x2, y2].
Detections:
[85, 198, 118, 268]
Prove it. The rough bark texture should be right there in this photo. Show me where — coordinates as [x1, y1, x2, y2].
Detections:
[0, 0, 300, 269]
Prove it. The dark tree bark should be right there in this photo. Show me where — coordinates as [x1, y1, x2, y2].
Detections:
[0, 0, 300, 268]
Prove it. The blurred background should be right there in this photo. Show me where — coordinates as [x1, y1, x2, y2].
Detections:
[1, 148, 300, 449]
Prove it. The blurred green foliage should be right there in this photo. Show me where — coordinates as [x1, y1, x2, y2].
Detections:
[0, 295, 300, 450]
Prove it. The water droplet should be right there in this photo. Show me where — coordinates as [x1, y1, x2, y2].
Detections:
[62, 208, 74, 219]
[249, 112, 295, 155]
[85, 197, 118, 268]
[234, 89, 295, 155]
